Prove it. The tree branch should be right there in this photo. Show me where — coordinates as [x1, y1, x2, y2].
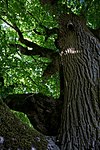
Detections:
[10, 43, 56, 58]
[89, 27, 100, 41]
[0, 17, 16, 30]
[4, 93, 62, 135]
[33, 27, 58, 41]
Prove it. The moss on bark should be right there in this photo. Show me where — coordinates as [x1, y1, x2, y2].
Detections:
[0, 100, 47, 150]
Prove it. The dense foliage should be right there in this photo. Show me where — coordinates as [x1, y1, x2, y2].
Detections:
[0, 0, 60, 98]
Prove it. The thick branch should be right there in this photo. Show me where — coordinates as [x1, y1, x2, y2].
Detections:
[10, 43, 55, 58]
[89, 27, 100, 41]
[4, 93, 62, 135]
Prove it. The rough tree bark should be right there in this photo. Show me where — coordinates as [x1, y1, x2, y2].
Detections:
[56, 14, 100, 150]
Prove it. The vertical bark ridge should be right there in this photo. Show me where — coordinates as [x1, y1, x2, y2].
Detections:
[57, 14, 100, 150]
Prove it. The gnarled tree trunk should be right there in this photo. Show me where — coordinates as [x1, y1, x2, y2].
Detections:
[57, 14, 100, 150]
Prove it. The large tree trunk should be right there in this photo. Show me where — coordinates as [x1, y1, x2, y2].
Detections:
[57, 14, 100, 150]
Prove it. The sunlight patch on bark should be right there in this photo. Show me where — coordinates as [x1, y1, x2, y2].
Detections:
[60, 48, 80, 56]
